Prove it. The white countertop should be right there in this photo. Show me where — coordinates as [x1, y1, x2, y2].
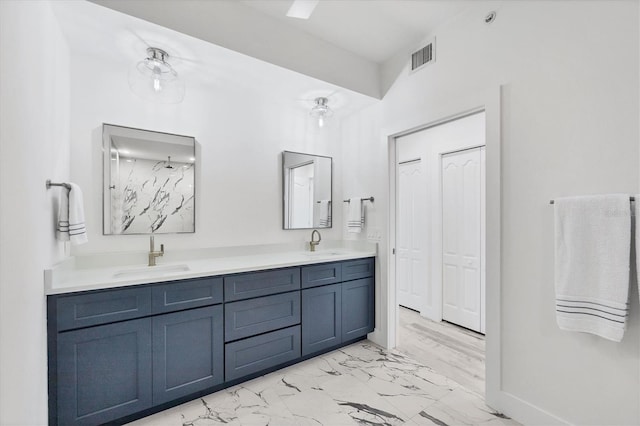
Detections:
[45, 241, 377, 295]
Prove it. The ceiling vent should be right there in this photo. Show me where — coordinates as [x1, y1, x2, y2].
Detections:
[410, 38, 435, 73]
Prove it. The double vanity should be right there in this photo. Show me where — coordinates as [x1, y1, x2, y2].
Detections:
[46, 242, 376, 426]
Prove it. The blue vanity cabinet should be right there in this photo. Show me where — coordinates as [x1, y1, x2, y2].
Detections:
[301, 283, 342, 356]
[56, 318, 153, 426]
[49, 257, 374, 426]
[152, 305, 224, 405]
[301, 257, 375, 356]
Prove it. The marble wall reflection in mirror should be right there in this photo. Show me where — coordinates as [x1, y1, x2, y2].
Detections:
[283, 151, 332, 230]
[103, 124, 195, 234]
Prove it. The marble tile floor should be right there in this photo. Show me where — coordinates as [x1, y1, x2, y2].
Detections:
[396, 307, 486, 398]
[128, 341, 518, 426]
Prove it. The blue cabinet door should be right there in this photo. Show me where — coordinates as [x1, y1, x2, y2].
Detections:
[301, 283, 342, 356]
[57, 318, 152, 426]
[152, 305, 224, 405]
[342, 277, 375, 341]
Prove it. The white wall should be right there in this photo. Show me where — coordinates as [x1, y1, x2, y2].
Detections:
[342, 1, 639, 424]
[70, 51, 344, 255]
[0, 1, 71, 424]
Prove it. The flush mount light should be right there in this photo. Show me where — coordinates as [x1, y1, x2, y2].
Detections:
[309, 97, 333, 128]
[128, 47, 185, 104]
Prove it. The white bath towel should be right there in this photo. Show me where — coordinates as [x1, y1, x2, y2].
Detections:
[318, 200, 331, 227]
[347, 197, 365, 233]
[56, 183, 88, 245]
[554, 194, 631, 342]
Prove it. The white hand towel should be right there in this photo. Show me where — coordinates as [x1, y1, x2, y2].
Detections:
[554, 194, 630, 342]
[56, 183, 88, 245]
[347, 197, 364, 233]
[318, 200, 331, 227]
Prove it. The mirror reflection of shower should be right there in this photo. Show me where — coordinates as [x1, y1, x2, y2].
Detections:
[102, 124, 196, 235]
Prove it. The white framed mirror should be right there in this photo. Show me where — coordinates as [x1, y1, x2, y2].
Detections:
[282, 151, 332, 230]
[103, 124, 196, 235]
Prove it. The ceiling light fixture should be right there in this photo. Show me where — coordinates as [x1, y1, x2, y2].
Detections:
[128, 47, 185, 104]
[286, 0, 319, 19]
[309, 97, 333, 128]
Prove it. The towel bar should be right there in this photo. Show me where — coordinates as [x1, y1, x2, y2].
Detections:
[343, 197, 374, 203]
[549, 197, 635, 205]
[46, 179, 71, 190]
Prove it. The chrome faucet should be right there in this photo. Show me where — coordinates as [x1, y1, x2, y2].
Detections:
[148, 235, 164, 266]
[309, 229, 322, 252]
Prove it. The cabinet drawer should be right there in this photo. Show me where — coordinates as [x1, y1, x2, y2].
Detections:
[56, 287, 152, 331]
[152, 277, 223, 314]
[301, 262, 342, 289]
[224, 267, 300, 301]
[225, 326, 301, 381]
[225, 291, 300, 342]
[342, 258, 374, 282]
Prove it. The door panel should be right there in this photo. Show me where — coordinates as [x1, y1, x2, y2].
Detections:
[152, 305, 224, 405]
[397, 160, 426, 311]
[441, 147, 482, 332]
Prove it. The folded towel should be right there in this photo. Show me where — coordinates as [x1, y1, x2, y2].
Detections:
[56, 183, 88, 245]
[347, 197, 365, 233]
[318, 200, 331, 227]
[554, 194, 631, 342]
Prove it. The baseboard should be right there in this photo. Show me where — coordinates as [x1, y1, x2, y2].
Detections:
[493, 390, 571, 426]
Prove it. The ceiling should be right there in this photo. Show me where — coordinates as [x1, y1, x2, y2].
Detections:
[239, 0, 473, 64]
[89, 0, 479, 98]
[52, 0, 381, 119]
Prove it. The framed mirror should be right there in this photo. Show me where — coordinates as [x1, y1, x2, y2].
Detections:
[103, 124, 195, 234]
[282, 151, 332, 230]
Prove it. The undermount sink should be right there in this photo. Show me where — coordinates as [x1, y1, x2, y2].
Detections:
[303, 250, 348, 257]
[113, 264, 190, 279]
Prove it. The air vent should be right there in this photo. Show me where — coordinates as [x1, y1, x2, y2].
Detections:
[411, 39, 435, 72]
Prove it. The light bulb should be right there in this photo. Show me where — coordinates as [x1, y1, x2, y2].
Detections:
[318, 116, 324, 128]
[153, 77, 162, 92]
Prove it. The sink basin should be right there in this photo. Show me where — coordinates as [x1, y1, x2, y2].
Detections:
[113, 264, 190, 279]
[303, 250, 348, 258]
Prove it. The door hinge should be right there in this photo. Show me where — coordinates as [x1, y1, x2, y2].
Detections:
[392, 248, 396, 255]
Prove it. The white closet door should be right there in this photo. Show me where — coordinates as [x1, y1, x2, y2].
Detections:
[397, 160, 426, 311]
[441, 147, 482, 332]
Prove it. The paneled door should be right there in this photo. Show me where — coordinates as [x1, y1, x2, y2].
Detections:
[397, 159, 427, 312]
[441, 147, 484, 332]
